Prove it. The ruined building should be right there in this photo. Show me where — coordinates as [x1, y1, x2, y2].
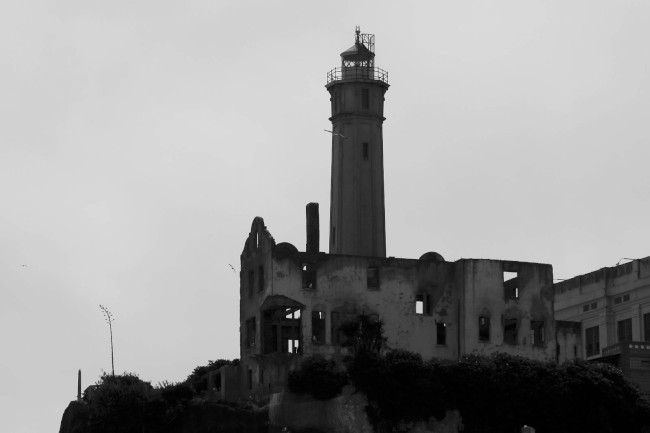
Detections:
[233, 29, 557, 400]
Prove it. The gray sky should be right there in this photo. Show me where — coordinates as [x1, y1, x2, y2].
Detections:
[2, 1, 650, 431]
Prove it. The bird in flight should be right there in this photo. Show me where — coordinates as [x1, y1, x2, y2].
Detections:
[324, 129, 347, 139]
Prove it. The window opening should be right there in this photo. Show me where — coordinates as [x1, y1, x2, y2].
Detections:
[479, 316, 490, 341]
[504, 318, 518, 344]
[248, 270, 254, 297]
[247, 369, 253, 390]
[585, 326, 600, 357]
[311, 310, 325, 344]
[582, 304, 590, 313]
[531, 321, 545, 347]
[623, 294, 630, 302]
[644, 313, 650, 342]
[331, 312, 341, 345]
[288, 339, 300, 354]
[503, 270, 519, 299]
[618, 318, 632, 342]
[258, 265, 264, 292]
[255, 232, 259, 249]
[363, 142, 369, 160]
[436, 323, 447, 345]
[415, 293, 430, 315]
[302, 264, 316, 289]
[245, 317, 256, 348]
[331, 226, 336, 247]
[590, 302, 597, 309]
[367, 267, 379, 289]
[260, 368, 264, 384]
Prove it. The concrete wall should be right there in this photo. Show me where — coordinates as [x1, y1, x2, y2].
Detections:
[555, 257, 650, 359]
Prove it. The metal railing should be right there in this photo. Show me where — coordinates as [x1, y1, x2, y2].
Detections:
[326, 67, 389, 85]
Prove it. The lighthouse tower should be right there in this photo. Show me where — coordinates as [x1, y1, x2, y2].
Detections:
[326, 27, 389, 257]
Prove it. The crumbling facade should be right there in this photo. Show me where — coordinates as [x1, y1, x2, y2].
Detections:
[555, 257, 650, 391]
[230, 29, 557, 401]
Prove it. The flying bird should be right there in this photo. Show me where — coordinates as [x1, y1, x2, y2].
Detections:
[323, 129, 348, 139]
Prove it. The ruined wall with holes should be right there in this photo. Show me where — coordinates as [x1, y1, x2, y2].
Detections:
[457, 259, 556, 361]
[237, 217, 559, 400]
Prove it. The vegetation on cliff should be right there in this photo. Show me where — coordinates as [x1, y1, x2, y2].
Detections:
[58, 359, 265, 433]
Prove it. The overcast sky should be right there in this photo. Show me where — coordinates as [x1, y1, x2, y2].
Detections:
[2, 1, 650, 431]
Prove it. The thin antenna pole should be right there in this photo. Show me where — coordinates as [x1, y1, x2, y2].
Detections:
[99, 305, 115, 375]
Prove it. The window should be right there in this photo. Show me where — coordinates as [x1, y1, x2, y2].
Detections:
[331, 226, 336, 246]
[586, 326, 600, 357]
[362, 88, 369, 108]
[623, 294, 630, 302]
[614, 296, 622, 305]
[248, 270, 254, 297]
[479, 316, 490, 341]
[259, 368, 264, 384]
[504, 318, 518, 344]
[582, 304, 590, 313]
[367, 267, 379, 289]
[618, 318, 633, 342]
[302, 264, 316, 289]
[503, 271, 519, 299]
[644, 313, 650, 342]
[530, 321, 545, 347]
[415, 293, 430, 315]
[258, 265, 264, 292]
[590, 302, 597, 310]
[245, 317, 256, 348]
[247, 369, 253, 390]
[363, 142, 369, 160]
[331, 311, 342, 345]
[311, 310, 325, 344]
[437, 323, 447, 345]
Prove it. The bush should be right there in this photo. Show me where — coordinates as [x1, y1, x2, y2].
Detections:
[348, 351, 650, 433]
[288, 357, 348, 400]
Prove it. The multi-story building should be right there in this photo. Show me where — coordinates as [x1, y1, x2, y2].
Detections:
[232, 28, 557, 400]
[554, 257, 650, 391]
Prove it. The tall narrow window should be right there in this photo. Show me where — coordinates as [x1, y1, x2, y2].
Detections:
[362, 88, 369, 108]
[586, 326, 600, 357]
[503, 271, 519, 299]
[302, 264, 316, 289]
[331, 312, 341, 345]
[247, 369, 253, 390]
[248, 270, 254, 297]
[367, 267, 379, 289]
[258, 265, 264, 292]
[479, 316, 490, 341]
[436, 323, 447, 345]
[504, 318, 518, 344]
[618, 318, 632, 342]
[311, 310, 325, 344]
[245, 317, 256, 348]
[363, 142, 369, 160]
[331, 226, 336, 246]
[530, 321, 545, 347]
[644, 313, 650, 342]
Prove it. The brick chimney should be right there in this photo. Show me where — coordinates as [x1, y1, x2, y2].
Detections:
[306, 203, 319, 253]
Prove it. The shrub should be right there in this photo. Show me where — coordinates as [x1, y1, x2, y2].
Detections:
[288, 357, 348, 400]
